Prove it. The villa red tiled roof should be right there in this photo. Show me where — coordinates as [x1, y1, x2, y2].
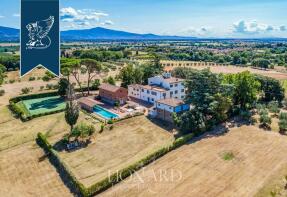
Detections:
[99, 83, 122, 92]
[78, 97, 98, 108]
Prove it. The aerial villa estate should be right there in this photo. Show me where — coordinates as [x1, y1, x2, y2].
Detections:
[78, 71, 188, 122]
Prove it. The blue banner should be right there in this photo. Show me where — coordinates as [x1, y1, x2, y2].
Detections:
[21, 0, 60, 76]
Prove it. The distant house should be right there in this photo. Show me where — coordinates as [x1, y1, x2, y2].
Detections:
[128, 72, 185, 104]
[151, 98, 190, 123]
[99, 83, 128, 105]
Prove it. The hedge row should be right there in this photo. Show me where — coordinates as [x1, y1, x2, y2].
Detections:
[37, 132, 194, 197]
[37, 133, 86, 195]
[9, 86, 98, 104]
[9, 91, 59, 104]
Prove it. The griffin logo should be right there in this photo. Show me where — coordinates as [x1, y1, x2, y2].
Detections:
[26, 16, 54, 50]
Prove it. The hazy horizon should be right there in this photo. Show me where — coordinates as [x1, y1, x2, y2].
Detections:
[0, 0, 286, 38]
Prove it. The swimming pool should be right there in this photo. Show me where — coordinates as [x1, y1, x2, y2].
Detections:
[93, 105, 119, 120]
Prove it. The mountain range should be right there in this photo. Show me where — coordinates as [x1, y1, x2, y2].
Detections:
[0, 26, 195, 41]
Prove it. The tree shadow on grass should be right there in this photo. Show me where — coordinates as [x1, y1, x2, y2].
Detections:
[146, 116, 175, 132]
[28, 97, 64, 111]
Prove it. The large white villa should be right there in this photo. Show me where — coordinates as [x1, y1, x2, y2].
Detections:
[128, 72, 186, 104]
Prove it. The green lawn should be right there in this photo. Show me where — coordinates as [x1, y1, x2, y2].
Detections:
[21, 96, 65, 116]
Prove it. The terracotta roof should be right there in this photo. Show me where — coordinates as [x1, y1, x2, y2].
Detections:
[99, 83, 122, 92]
[164, 66, 174, 72]
[78, 97, 98, 108]
[156, 98, 185, 107]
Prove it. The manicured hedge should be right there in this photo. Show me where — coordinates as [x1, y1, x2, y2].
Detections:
[37, 132, 194, 197]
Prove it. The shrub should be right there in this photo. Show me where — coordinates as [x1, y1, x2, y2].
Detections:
[239, 110, 252, 121]
[21, 87, 31, 94]
[107, 119, 113, 124]
[279, 112, 287, 134]
[0, 89, 5, 96]
[39, 86, 44, 91]
[91, 79, 100, 90]
[70, 122, 95, 141]
[29, 76, 36, 81]
[99, 124, 104, 133]
[42, 75, 51, 82]
[52, 84, 59, 90]
[222, 152, 235, 161]
[46, 83, 54, 90]
[268, 101, 280, 114]
[259, 109, 272, 129]
[9, 79, 15, 84]
[255, 103, 266, 112]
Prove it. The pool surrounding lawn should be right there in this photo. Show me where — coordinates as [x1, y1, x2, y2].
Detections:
[22, 96, 66, 116]
[93, 105, 119, 120]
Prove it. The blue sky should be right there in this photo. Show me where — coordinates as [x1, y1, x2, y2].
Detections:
[0, 0, 286, 38]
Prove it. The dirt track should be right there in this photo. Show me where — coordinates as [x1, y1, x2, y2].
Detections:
[100, 125, 287, 197]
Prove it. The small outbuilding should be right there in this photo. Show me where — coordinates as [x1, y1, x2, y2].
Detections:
[78, 97, 98, 112]
[99, 83, 128, 105]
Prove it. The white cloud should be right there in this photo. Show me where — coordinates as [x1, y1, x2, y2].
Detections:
[0, 15, 4, 18]
[60, 7, 111, 30]
[280, 25, 287, 31]
[13, 13, 20, 17]
[232, 20, 286, 35]
[179, 26, 213, 37]
[101, 20, 114, 26]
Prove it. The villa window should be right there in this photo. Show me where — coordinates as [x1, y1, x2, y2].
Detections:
[175, 90, 178, 94]
[170, 85, 173, 88]
[175, 84, 178, 87]
[181, 89, 184, 92]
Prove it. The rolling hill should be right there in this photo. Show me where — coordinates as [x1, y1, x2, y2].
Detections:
[0, 26, 194, 41]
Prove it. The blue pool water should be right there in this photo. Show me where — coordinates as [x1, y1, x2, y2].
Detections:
[93, 105, 119, 119]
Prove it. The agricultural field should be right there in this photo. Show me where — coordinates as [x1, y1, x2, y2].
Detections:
[0, 142, 72, 197]
[165, 64, 287, 81]
[0, 106, 93, 151]
[48, 116, 174, 187]
[100, 123, 287, 197]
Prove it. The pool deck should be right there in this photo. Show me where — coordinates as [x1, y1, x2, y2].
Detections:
[78, 96, 145, 119]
